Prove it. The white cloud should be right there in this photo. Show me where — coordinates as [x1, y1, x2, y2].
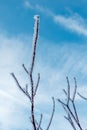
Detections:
[36, 6, 87, 36]
[1, 3, 87, 129]
[0, 33, 32, 130]
[54, 13, 87, 36]
[35, 4, 54, 17]
[24, 0, 33, 9]
[1, 31, 87, 130]
[25, 3, 87, 37]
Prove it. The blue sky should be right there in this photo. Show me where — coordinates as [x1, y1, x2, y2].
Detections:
[1, 0, 87, 130]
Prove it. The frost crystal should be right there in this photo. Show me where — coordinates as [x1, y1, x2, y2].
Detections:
[34, 15, 39, 21]
[32, 15, 40, 48]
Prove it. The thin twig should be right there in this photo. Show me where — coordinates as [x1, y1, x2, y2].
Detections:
[35, 120, 43, 130]
[26, 84, 28, 93]
[57, 99, 66, 106]
[37, 114, 43, 130]
[78, 93, 87, 101]
[30, 15, 39, 75]
[34, 73, 40, 96]
[29, 117, 43, 130]
[46, 97, 55, 130]
[73, 77, 77, 101]
[58, 77, 83, 130]
[63, 89, 67, 96]
[22, 64, 29, 74]
[64, 115, 77, 130]
[66, 77, 70, 105]
[11, 73, 31, 101]
[72, 101, 79, 123]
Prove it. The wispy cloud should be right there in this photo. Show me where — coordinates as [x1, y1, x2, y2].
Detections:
[1, 31, 87, 129]
[54, 13, 87, 36]
[39, 6, 87, 36]
[37, 6, 87, 36]
[23, 2, 87, 36]
[1, 2, 87, 130]
[0, 33, 32, 130]
[24, 0, 33, 9]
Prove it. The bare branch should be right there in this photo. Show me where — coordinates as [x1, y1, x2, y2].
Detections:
[72, 77, 77, 101]
[34, 73, 40, 96]
[29, 15, 40, 130]
[71, 78, 79, 123]
[26, 84, 28, 93]
[78, 92, 87, 101]
[64, 114, 76, 130]
[46, 97, 55, 130]
[35, 120, 43, 130]
[63, 89, 67, 96]
[37, 114, 43, 130]
[57, 99, 66, 106]
[22, 64, 29, 75]
[63, 103, 77, 130]
[11, 15, 55, 130]
[29, 116, 43, 130]
[29, 73, 36, 130]
[72, 101, 79, 123]
[30, 15, 39, 75]
[58, 98, 79, 124]
[58, 77, 83, 130]
[11, 73, 31, 101]
[66, 76, 70, 105]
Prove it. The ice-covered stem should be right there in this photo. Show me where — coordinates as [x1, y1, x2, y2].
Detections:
[46, 97, 55, 130]
[29, 15, 39, 130]
[11, 15, 40, 130]
[58, 77, 83, 130]
[78, 93, 87, 100]
[30, 15, 39, 74]
[11, 15, 55, 130]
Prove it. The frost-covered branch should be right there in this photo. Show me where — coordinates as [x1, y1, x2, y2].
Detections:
[11, 15, 55, 130]
[58, 77, 83, 130]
